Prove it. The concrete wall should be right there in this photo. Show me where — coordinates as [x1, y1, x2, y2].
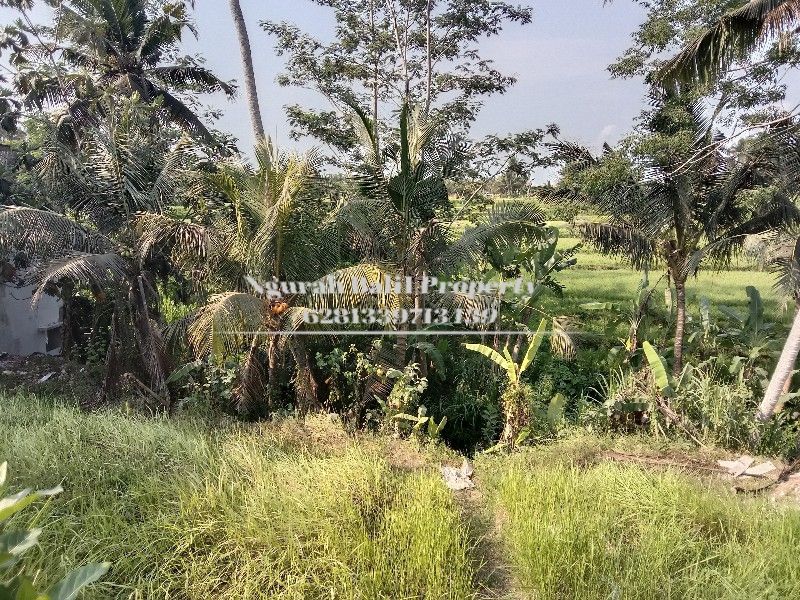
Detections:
[0, 283, 62, 356]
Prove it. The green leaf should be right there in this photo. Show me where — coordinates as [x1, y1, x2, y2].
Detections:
[745, 286, 763, 331]
[48, 563, 111, 600]
[515, 427, 531, 446]
[719, 305, 744, 325]
[165, 361, 200, 385]
[643, 341, 674, 397]
[729, 356, 745, 376]
[391, 413, 424, 423]
[435, 415, 447, 435]
[519, 318, 549, 377]
[502, 344, 513, 364]
[12, 577, 43, 600]
[411, 342, 446, 377]
[0, 529, 41, 563]
[385, 368, 404, 380]
[699, 297, 710, 334]
[464, 343, 515, 383]
[0, 490, 36, 523]
[0, 463, 6, 488]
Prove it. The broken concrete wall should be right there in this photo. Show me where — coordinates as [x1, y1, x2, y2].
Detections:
[0, 282, 62, 356]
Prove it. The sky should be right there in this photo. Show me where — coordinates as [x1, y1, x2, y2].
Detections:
[1, 1, 660, 178]
[186, 0, 650, 163]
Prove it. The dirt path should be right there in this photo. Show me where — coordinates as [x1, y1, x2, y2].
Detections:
[454, 483, 522, 599]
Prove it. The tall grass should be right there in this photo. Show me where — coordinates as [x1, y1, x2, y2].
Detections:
[482, 453, 800, 599]
[0, 392, 476, 599]
[5, 391, 800, 599]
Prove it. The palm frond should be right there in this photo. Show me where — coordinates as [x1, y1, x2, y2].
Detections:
[435, 199, 547, 275]
[770, 235, 800, 299]
[134, 211, 219, 266]
[576, 221, 657, 270]
[0, 207, 116, 257]
[657, 0, 800, 88]
[188, 292, 269, 359]
[30, 251, 129, 306]
[149, 65, 235, 96]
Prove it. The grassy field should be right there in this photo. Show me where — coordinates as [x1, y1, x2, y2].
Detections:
[548, 220, 791, 325]
[3, 391, 800, 599]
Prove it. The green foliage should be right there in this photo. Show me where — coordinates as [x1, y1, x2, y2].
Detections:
[262, 0, 533, 156]
[0, 462, 109, 599]
[170, 358, 240, 416]
[642, 341, 675, 397]
[671, 368, 798, 455]
[423, 350, 505, 452]
[3, 0, 234, 143]
[464, 318, 548, 385]
[391, 405, 448, 444]
[385, 363, 428, 412]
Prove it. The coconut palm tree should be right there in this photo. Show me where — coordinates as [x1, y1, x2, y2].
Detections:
[35, 96, 199, 232]
[657, 0, 800, 88]
[758, 236, 800, 419]
[0, 98, 201, 407]
[228, 0, 266, 142]
[16, 0, 234, 143]
[333, 102, 550, 300]
[553, 98, 800, 376]
[139, 140, 329, 415]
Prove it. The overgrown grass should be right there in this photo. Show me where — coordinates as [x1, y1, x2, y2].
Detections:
[0, 392, 476, 599]
[4, 391, 800, 599]
[479, 445, 800, 600]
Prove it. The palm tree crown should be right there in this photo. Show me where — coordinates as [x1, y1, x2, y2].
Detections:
[17, 0, 234, 143]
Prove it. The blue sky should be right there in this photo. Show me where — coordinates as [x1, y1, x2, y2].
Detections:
[1, 1, 663, 174]
[186, 0, 649, 163]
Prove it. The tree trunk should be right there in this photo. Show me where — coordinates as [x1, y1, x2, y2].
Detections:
[60, 280, 74, 360]
[288, 337, 320, 414]
[234, 335, 268, 416]
[424, 0, 433, 116]
[500, 384, 528, 448]
[369, 0, 380, 152]
[267, 334, 279, 393]
[673, 279, 687, 377]
[758, 303, 800, 421]
[228, 0, 266, 142]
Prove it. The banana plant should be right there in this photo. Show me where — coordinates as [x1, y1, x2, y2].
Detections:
[464, 318, 549, 446]
[0, 462, 110, 599]
[643, 341, 676, 398]
[464, 318, 549, 386]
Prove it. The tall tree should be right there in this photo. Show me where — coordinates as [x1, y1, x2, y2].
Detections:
[553, 96, 800, 375]
[261, 0, 532, 158]
[609, 0, 800, 126]
[655, 0, 800, 89]
[141, 140, 330, 414]
[2, 0, 235, 143]
[643, 0, 800, 420]
[761, 234, 800, 420]
[228, 0, 266, 142]
[0, 99, 201, 407]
